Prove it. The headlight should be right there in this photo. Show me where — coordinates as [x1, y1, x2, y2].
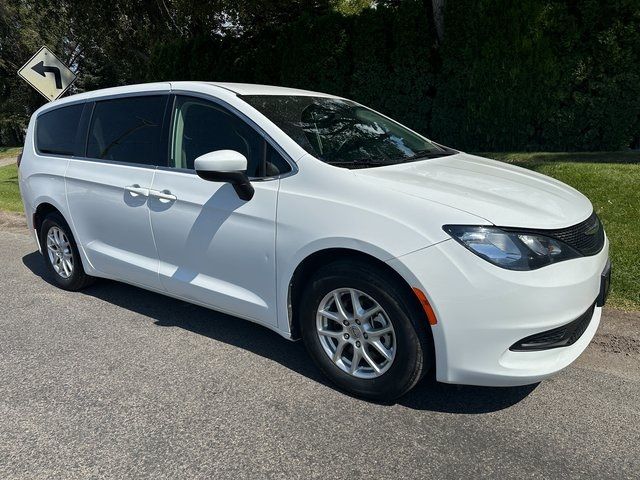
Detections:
[443, 225, 581, 270]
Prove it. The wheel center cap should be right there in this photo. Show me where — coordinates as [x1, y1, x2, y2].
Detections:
[349, 325, 362, 339]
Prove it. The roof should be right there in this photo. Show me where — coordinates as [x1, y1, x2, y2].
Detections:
[208, 82, 336, 97]
[33, 81, 338, 117]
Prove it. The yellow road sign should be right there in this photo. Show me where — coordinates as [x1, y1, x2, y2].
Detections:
[18, 46, 77, 101]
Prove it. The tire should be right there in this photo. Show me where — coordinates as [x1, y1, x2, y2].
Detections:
[300, 259, 433, 401]
[40, 212, 95, 291]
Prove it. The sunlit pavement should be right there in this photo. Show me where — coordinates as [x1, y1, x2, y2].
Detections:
[1, 227, 638, 479]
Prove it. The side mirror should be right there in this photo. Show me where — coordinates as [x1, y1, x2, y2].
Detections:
[194, 150, 254, 201]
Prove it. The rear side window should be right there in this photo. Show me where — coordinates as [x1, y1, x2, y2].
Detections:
[36, 104, 84, 156]
[87, 95, 167, 165]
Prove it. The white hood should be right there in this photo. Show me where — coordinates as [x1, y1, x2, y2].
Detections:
[355, 153, 593, 229]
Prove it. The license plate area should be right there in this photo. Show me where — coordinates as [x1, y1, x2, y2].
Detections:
[597, 259, 611, 307]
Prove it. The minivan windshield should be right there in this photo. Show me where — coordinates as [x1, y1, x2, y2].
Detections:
[241, 95, 453, 168]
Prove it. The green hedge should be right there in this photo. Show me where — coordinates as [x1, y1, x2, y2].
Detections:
[433, 0, 640, 151]
[147, 0, 640, 152]
[148, 3, 440, 139]
[4, 1, 639, 151]
[5, 0, 633, 152]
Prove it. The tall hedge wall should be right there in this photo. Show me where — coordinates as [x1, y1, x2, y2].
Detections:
[433, 0, 640, 151]
[148, 0, 640, 151]
[7, 0, 637, 151]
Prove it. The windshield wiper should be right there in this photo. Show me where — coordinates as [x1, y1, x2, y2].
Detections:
[401, 150, 455, 163]
[326, 158, 392, 167]
[325, 150, 456, 168]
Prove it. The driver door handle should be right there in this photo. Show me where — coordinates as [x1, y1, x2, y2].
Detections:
[149, 189, 177, 202]
[124, 184, 150, 197]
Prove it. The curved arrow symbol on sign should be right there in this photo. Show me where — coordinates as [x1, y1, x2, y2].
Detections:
[31, 61, 62, 89]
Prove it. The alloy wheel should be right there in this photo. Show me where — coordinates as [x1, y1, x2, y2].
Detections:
[46, 226, 74, 279]
[316, 288, 396, 379]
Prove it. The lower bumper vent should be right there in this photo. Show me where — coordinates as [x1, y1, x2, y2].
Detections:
[510, 303, 596, 351]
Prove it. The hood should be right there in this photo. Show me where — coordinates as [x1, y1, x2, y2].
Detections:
[354, 153, 593, 229]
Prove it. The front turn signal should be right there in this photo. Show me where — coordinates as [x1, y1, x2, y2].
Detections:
[412, 287, 438, 325]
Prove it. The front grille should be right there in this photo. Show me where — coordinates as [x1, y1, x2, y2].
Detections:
[543, 212, 604, 256]
[504, 211, 605, 256]
[510, 303, 596, 351]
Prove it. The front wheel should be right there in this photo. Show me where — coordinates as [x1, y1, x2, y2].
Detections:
[300, 259, 433, 401]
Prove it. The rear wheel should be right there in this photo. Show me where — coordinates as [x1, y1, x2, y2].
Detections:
[300, 259, 432, 401]
[40, 212, 95, 291]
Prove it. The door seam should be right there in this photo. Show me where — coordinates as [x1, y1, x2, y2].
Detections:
[148, 167, 164, 289]
[274, 178, 282, 331]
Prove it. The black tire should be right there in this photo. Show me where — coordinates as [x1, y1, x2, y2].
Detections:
[39, 212, 95, 291]
[300, 259, 433, 401]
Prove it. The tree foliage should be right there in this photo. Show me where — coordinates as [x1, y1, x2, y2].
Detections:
[1, 0, 639, 151]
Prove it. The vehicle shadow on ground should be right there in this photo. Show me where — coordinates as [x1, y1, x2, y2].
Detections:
[23, 251, 537, 414]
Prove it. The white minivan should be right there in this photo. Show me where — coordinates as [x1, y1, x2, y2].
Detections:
[19, 82, 611, 400]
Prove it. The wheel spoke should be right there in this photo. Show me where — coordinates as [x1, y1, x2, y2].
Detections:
[319, 309, 340, 323]
[332, 340, 347, 363]
[333, 292, 350, 321]
[361, 348, 382, 373]
[365, 324, 393, 337]
[369, 339, 393, 361]
[350, 348, 362, 374]
[318, 328, 343, 339]
[350, 289, 363, 317]
[361, 306, 382, 321]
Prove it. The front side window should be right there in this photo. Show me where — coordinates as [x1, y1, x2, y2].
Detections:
[87, 95, 167, 165]
[241, 95, 453, 168]
[36, 104, 85, 156]
[169, 96, 290, 177]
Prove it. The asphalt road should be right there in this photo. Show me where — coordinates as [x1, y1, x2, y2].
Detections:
[1, 222, 639, 479]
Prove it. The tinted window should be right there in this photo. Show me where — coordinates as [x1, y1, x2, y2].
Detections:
[170, 96, 291, 177]
[242, 95, 452, 169]
[266, 144, 291, 176]
[87, 95, 167, 165]
[36, 104, 84, 156]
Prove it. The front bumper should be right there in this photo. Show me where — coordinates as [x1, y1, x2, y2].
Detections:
[387, 236, 609, 387]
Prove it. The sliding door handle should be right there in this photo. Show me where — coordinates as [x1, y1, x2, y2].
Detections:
[124, 184, 150, 197]
[149, 189, 177, 202]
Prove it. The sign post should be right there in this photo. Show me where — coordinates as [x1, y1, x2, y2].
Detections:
[18, 46, 77, 102]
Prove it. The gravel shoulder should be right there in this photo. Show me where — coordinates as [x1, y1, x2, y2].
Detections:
[0, 210, 26, 231]
[0, 156, 17, 167]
